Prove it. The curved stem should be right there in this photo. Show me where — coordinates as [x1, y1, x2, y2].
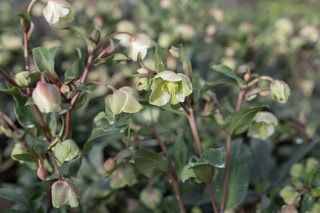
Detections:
[0, 67, 27, 96]
[219, 134, 232, 213]
[247, 76, 274, 87]
[48, 151, 62, 181]
[151, 125, 186, 213]
[27, 0, 37, 13]
[31, 104, 52, 142]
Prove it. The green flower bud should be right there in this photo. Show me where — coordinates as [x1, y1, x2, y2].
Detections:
[15, 71, 32, 87]
[270, 80, 290, 104]
[305, 157, 319, 174]
[169, 46, 180, 58]
[140, 187, 162, 209]
[149, 70, 192, 106]
[279, 185, 300, 205]
[106, 87, 142, 115]
[43, 0, 74, 25]
[281, 205, 298, 213]
[32, 81, 61, 113]
[290, 163, 304, 178]
[136, 77, 152, 91]
[54, 139, 79, 166]
[52, 179, 79, 208]
[247, 111, 278, 140]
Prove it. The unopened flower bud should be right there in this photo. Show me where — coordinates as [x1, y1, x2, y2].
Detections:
[270, 80, 290, 104]
[37, 166, 51, 180]
[281, 205, 298, 213]
[137, 68, 149, 74]
[137, 78, 152, 91]
[90, 29, 101, 44]
[32, 81, 61, 113]
[43, 0, 74, 25]
[169, 46, 180, 58]
[130, 34, 153, 61]
[103, 158, 115, 172]
[243, 73, 250, 82]
[15, 71, 32, 87]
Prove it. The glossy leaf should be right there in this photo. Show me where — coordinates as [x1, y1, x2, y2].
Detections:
[212, 65, 244, 85]
[223, 106, 266, 135]
[133, 149, 168, 177]
[0, 188, 30, 210]
[215, 140, 250, 210]
[32, 47, 55, 73]
[93, 53, 129, 64]
[190, 147, 226, 168]
[154, 44, 167, 72]
[64, 53, 85, 83]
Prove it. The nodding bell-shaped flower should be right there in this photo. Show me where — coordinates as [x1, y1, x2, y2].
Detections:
[53, 139, 79, 166]
[149, 71, 192, 106]
[270, 80, 290, 104]
[247, 111, 278, 140]
[115, 33, 153, 61]
[43, 0, 74, 25]
[32, 81, 61, 113]
[52, 179, 79, 208]
[106, 87, 143, 115]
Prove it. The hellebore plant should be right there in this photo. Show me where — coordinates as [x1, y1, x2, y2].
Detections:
[2, 0, 314, 213]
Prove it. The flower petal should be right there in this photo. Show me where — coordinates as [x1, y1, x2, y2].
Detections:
[149, 80, 171, 106]
[107, 90, 128, 115]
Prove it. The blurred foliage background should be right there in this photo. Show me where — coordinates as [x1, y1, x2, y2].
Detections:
[1, 0, 320, 212]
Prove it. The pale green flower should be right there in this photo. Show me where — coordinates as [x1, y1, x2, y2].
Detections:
[106, 86, 142, 115]
[248, 111, 278, 140]
[43, 0, 74, 25]
[149, 71, 192, 106]
[32, 81, 61, 113]
[52, 179, 79, 208]
[270, 80, 290, 104]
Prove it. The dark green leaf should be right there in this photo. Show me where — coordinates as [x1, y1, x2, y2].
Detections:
[49, 46, 60, 58]
[215, 140, 250, 210]
[93, 53, 129, 64]
[154, 44, 167, 72]
[11, 153, 34, 162]
[133, 149, 168, 177]
[200, 82, 233, 96]
[212, 65, 244, 85]
[64, 54, 85, 83]
[223, 106, 266, 135]
[17, 12, 30, 32]
[301, 194, 314, 213]
[173, 135, 187, 176]
[32, 47, 55, 73]
[0, 188, 29, 210]
[190, 147, 226, 168]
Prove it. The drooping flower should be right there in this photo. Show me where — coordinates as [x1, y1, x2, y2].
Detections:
[43, 0, 74, 25]
[52, 179, 79, 208]
[115, 33, 153, 61]
[106, 86, 142, 115]
[247, 111, 278, 140]
[32, 81, 61, 113]
[53, 139, 79, 166]
[149, 71, 192, 106]
[270, 80, 290, 104]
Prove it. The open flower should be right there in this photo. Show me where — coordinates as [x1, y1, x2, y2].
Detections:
[32, 81, 61, 113]
[248, 111, 278, 140]
[43, 0, 74, 25]
[52, 179, 79, 208]
[149, 71, 192, 106]
[115, 33, 153, 61]
[270, 80, 290, 104]
[106, 86, 142, 115]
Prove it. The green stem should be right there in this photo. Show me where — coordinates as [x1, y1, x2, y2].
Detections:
[219, 134, 231, 213]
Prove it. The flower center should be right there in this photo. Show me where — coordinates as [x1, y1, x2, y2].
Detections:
[163, 81, 180, 95]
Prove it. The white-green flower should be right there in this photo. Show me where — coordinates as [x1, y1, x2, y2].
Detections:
[106, 87, 142, 115]
[149, 71, 192, 106]
[270, 80, 290, 104]
[52, 179, 79, 208]
[248, 111, 278, 140]
[32, 81, 61, 113]
[43, 0, 74, 25]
